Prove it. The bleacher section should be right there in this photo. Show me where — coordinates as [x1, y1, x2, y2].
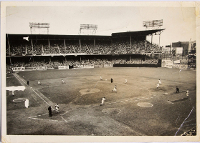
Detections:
[7, 39, 161, 56]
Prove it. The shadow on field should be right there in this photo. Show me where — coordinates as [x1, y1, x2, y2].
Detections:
[171, 97, 188, 103]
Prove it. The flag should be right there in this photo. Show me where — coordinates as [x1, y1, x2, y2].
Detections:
[23, 36, 29, 41]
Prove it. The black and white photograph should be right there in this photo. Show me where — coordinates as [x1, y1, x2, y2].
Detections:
[1, 1, 199, 142]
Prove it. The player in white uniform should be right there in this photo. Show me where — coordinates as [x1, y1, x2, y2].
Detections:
[100, 76, 103, 80]
[112, 85, 117, 92]
[38, 80, 41, 85]
[61, 79, 65, 84]
[186, 90, 189, 97]
[158, 79, 161, 85]
[55, 104, 59, 113]
[12, 90, 15, 96]
[157, 83, 160, 88]
[125, 79, 127, 84]
[25, 99, 29, 108]
[100, 97, 106, 106]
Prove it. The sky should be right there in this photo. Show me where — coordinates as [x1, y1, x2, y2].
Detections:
[6, 6, 196, 46]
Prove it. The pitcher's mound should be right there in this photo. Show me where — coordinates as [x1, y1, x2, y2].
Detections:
[137, 102, 153, 107]
[79, 88, 100, 95]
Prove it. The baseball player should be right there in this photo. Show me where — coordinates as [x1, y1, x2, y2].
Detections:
[55, 103, 59, 113]
[158, 79, 162, 85]
[125, 79, 127, 84]
[176, 86, 179, 93]
[157, 83, 160, 89]
[112, 85, 117, 92]
[61, 79, 65, 84]
[186, 90, 189, 97]
[100, 97, 106, 106]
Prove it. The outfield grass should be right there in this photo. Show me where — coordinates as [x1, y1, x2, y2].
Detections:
[6, 67, 196, 135]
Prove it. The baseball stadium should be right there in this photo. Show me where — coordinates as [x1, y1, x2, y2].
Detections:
[5, 24, 197, 137]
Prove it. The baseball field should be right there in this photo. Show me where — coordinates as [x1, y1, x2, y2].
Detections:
[6, 67, 196, 136]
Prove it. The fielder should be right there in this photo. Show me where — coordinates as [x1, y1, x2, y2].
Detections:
[38, 80, 41, 85]
[186, 90, 189, 97]
[125, 79, 127, 84]
[100, 76, 103, 80]
[158, 79, 162, 85]
[100, 97, 106, 106]
[157, 83, 160, 88]
[112, 85, 117, 92]
[12, 90, 15, 96]
[176, 86, 179, 93]
[61, 79, 65, 84]
[25, 99, 29, 108]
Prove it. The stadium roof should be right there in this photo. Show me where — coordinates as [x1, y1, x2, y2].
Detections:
[112, 29, 165, 37]
[7, 29, 165, 40]
[7, 34, 111, 40]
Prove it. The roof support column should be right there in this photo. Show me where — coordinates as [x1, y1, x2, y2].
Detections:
[79, 39, 81, 52]
[7, 35, 11, 56]
[159, 33, 161, 58]
[31, 39, 33, 54]
[145, 39, 147, 51]
[159, 33, 161, 49]
[64, 39, 66, 53]
[151, 34, 153, 50]
[10, 57, 12, 64]
[94, 38, 96, 48]
[130, 35, 131, 48]
[48, 39, 50, 53]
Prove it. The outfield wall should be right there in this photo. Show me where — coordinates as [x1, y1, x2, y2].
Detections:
[162, 59, 189, 69]
[113, 64, 160, 67]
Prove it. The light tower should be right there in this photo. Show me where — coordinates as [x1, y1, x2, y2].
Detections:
[79, 24, 98, 35]
[29, 22, 50, 34]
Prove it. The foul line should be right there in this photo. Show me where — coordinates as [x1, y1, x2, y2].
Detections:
[13, 73, 54, 108]
[61, 116, 68, 123]
[174, 106, 195, 136]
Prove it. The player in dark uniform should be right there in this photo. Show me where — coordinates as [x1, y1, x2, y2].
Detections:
[48, 106, 52, 117]
[176, 86, 179, 93]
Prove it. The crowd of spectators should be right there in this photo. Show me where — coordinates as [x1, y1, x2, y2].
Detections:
[8, 57, 159, 70]
[7, 39, 162, 56]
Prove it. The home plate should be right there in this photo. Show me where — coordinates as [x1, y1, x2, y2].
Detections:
[137, 102, 153, 107]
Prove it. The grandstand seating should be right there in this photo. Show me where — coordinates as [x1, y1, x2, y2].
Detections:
[7, 38, 161, 56]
